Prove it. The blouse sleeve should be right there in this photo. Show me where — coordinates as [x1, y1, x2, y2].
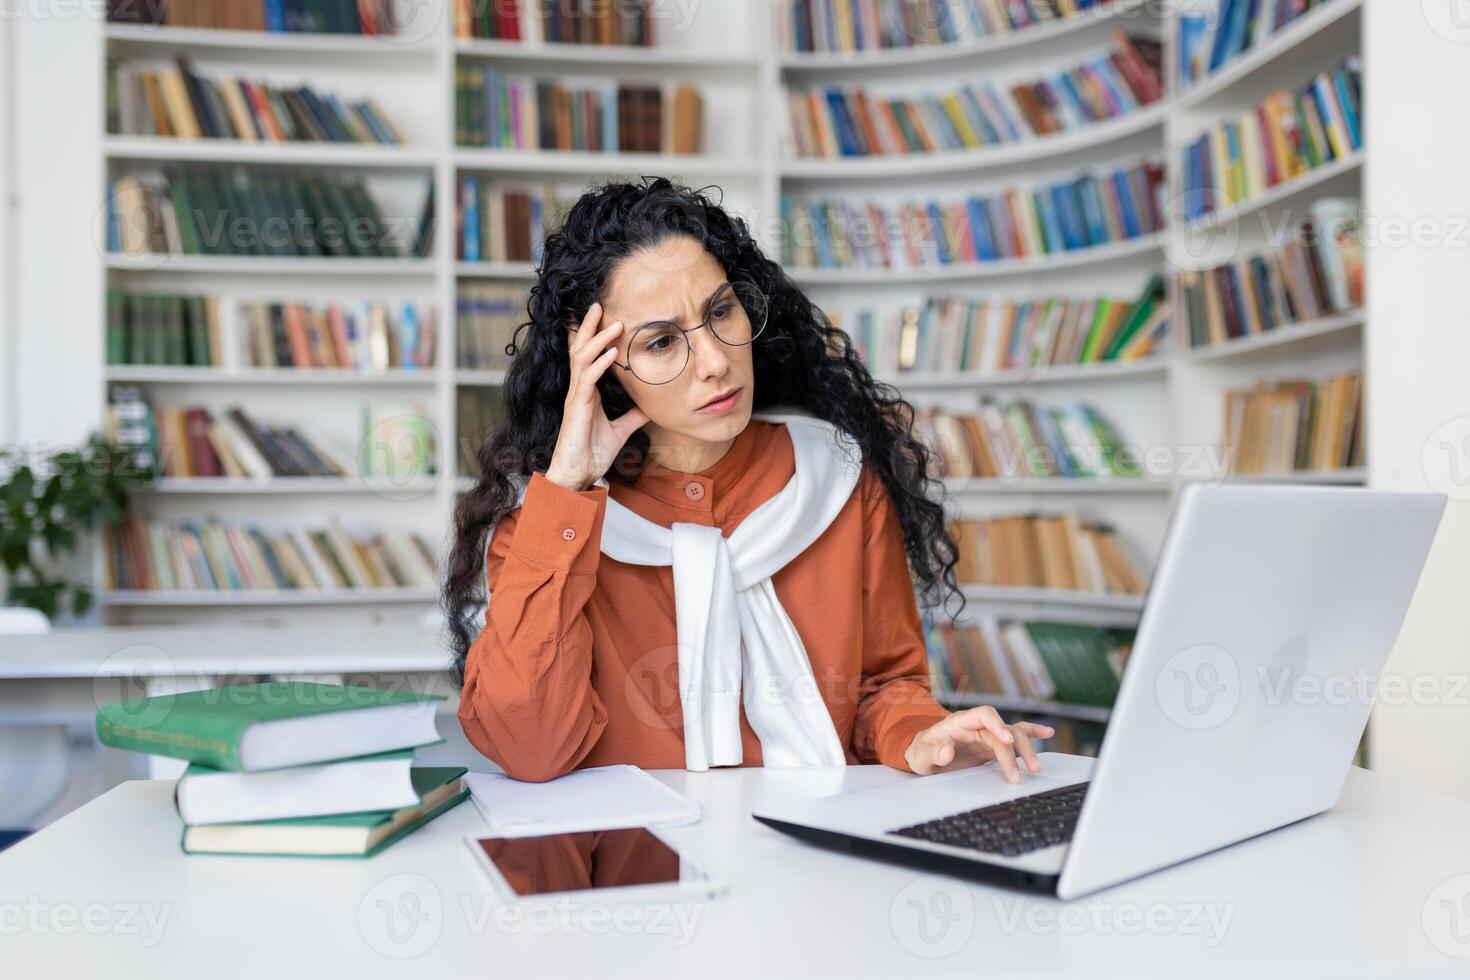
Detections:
[850, 466, 953, 770]
[457, 470, 611, 781]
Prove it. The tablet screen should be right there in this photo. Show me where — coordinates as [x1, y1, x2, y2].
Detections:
[473, 827, 708, 897]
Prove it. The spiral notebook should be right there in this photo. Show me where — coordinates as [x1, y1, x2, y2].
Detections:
[465, 764, 702, 838]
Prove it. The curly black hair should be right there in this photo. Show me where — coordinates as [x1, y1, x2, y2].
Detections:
[442, 175, 965, 684]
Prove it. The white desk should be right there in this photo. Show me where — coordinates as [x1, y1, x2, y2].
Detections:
[2, 764, 1468, 978]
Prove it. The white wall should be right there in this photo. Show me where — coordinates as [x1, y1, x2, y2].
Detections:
[1, 13, 15, 444]
[1365, 0, 1470, 796]
[9, 8, 103, 449]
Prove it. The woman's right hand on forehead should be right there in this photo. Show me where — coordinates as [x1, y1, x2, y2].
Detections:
[544, 301, 650, 492]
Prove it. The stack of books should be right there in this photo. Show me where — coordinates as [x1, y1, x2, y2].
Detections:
[95, 681, 467, 857]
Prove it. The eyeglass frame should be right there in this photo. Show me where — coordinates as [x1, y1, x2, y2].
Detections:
[584, 280, 769, 386]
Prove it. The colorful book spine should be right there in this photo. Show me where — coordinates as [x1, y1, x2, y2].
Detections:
[782, 159, 1164, 271]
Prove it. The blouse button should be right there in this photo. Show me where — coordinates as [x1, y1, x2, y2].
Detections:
[684, 481, 706, 501]
[561, 527, 576, 541]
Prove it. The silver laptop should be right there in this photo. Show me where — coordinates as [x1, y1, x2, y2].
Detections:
[753, 484, 1445, 899]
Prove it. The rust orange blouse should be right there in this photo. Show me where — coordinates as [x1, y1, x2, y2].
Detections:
[458, 417, 952, 781]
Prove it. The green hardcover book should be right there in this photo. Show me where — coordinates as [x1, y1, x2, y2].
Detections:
[185, 294, 211, 366]
[1083, 406, 1142, 477]
[181, 768, 469, 858]
[105, 288, 128, 365]
[164, 295, 186, 365]
[96, 681, 446, 772]
[454, 65, 470, 146]
[1004, 402, 1051, 477]
[318, 177, 366, 257]
[1101, 275, 1166, 361]
[144, 293, 166, 365]
[1024, 623, 1123, 707]
[256, 172, 291, 258]
[1076, 299, 1114, 364]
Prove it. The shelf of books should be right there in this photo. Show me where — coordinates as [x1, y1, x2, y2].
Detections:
[99, 0, 446, 626]
[90, 0, 1367, 734]
[780, 0, 1365, 748]
[94, 0, 773, 626]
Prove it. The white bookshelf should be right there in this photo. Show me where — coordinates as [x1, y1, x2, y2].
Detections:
[93, 1, 1368, 682]
[774, 0, 1366, 724]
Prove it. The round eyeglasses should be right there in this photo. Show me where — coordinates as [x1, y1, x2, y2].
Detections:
[593, 281, 768, 386]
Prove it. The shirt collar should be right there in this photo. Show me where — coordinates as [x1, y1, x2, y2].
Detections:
[631, 419, 764, 509]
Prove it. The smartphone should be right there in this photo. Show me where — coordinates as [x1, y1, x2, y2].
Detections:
[465, 827, 728, 903]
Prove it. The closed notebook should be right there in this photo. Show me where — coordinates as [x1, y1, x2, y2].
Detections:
[465, 764, 702, 838]
[175, 749, 422, 825]
[96, 681, 444, 772]
[181, 767, 469, 858]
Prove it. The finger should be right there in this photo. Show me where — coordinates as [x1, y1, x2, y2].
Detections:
[569, 301, 603, 350]
[574, 321, 623, 371]
[578, 344, 622, 390]
[907, 733, 953, 775]
[1012, 728, 1041, 773]
[1016, 722, 1055, 741]
[982, 729, 1021, 783]
[611, 406, 650, 442]
[947, 706, 1014, 747]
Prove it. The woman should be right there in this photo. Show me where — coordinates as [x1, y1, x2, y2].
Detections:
[444, 176, 1053, 782]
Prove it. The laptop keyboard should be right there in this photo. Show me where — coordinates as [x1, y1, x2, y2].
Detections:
[888, 782, 1090, 857]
